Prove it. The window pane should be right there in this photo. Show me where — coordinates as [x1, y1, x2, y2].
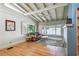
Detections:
[42, 29, 45, 34]
[46, 27, 55, 35]
[47, 28, 52, 35]
[52, 28, 55, 35]
[41, 28, 46, 34]
[56, 28, 61, 35]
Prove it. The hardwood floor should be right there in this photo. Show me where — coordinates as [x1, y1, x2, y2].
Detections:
[0, 42, 65, 56]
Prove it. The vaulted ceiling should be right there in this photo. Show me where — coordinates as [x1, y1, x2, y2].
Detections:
[4, 3, 69, 23]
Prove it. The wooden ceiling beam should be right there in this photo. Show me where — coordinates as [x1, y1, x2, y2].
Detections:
[43, 3, 53, 21]
[55, 8, 57, 20]
[63, 6, 65, 20]
[25, 3, 45, 22]
[34, 3, 48, 22]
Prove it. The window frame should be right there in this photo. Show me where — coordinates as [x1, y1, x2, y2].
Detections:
[41, 25, 62, 36]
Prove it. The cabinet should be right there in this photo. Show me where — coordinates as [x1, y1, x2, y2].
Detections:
[76, 7, 79, 55]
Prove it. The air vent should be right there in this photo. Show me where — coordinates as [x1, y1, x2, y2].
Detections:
[7, 47, 13, 50]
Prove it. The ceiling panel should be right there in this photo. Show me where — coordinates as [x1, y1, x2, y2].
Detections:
[4, 3, 69, 23]
[63, 6, 69, 19]
[27, 3, 38, 11]
[49, 9, 57, 20]
[19, 3, 32, 12]
[45, 3, 57, 20]
[56, 7, 64, 20]
[35, 3, 52, 21]
[33, 3, 48, 22]
[20, 3, 44, 22]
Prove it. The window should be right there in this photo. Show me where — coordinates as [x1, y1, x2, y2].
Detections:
[47, 28, 55, 35]
[41, 25, 62, 36]
[41, 28, 46, 34]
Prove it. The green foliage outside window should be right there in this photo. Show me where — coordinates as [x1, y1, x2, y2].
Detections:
[27, 25, 35, 33]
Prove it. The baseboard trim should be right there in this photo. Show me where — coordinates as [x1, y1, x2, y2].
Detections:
[0, 39, 26, 50]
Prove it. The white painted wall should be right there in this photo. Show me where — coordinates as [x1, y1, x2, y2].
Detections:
[0, 4, 36, 49]
[63, 25, 68, 55]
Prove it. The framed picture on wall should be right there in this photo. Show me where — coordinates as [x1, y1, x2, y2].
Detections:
[5, 20, 16, 31]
